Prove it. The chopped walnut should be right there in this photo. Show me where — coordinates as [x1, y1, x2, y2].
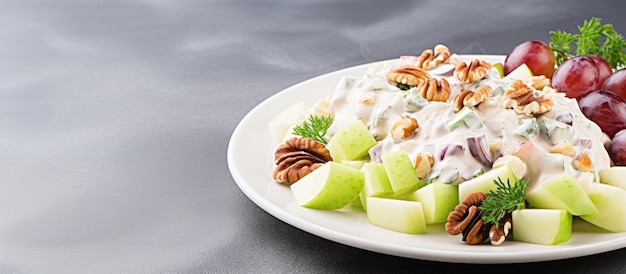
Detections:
[417, 44, 451, 70]
[530, 75, 551, 90]
[503, 80, 553, 115]
[453, 59, 491, 83]
[414, 152, 434, 180]
[357, 92, 377, 105]
[489, 214, 512, 245]
[390, 115, 419, 140]
[417, 78, 451, 102]
[273, 137, 333, 184]
[386, 65, 431, 87]
[573, 153, 593, 172]
[451, 85, 493, 111]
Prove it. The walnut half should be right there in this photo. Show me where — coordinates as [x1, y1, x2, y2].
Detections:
[272, 137, 333, 184]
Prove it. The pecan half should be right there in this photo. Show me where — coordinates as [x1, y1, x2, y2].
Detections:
[417, 44, 451, 70]
[386, 65, 432, 87]
[503, 80, 553, 115]
[273, 137, 333, 184]
[417, 78, 451, 102]
[451, 85, 493, 111]
[445, 192, 489, 242]
[390, 115, 419, 140]
[445, 192, 490, 245]
[453, 59, 491, 83]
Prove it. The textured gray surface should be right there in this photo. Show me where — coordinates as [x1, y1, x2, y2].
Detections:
[0, 0, 624, 273]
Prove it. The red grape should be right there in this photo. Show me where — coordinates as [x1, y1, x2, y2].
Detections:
[603, 68, 626, 101]
[578, 90, 626, 139]
[551, 56, 599, 100]
[503, 40, 556, 78]
[609, 129, 626, 166]
[588, 55, 613, 88]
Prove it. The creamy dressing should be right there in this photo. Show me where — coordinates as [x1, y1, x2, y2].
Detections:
[321, 58, 611, 191]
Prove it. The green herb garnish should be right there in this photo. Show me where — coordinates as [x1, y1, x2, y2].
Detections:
[550, 17, 626, 69]
[292, 114, 334, 145]
[479, 177, 530, 227]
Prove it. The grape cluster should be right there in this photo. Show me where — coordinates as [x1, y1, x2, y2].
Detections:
[503, 40, 626, 165]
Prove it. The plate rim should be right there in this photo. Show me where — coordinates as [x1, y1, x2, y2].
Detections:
[227, 55, 626, 264]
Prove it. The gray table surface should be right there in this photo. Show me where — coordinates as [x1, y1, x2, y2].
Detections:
[0, 0, 625, 273]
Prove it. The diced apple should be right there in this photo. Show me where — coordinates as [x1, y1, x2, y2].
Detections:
[359, 162, 393, 210]
[492, 155, 527, 179]
[598, 166, 626, 190]
[512, 209, 572, 245]
[580, 183, 626, 232]
[340, 159, 368, 170]
[366, 197, 426, 234]
[326, 119, 377, 162]
[290, 162, 364, 210]
[382, 150, 424, 196]
[525, 173, 598, 216]
[268, 101, 306, 144]
[504, 63, 533, 82]
[403, 183, 458, 224]
[457, 164, 518, 201]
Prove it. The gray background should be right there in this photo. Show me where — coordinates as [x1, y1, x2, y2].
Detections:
[0, 0, 624, 273]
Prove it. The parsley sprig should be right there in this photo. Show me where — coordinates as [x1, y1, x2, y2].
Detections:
[479, 177, 530, 227]
[292, 114, 334, 145]
[549, 17, 626, 70]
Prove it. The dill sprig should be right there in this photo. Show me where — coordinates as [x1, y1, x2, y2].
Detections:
[292, 114, 334, 145]
[549, 17, 626, 69]
[479, 177, 530, 227]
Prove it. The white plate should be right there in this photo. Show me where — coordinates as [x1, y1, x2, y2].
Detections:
[227, 55, 626, 263]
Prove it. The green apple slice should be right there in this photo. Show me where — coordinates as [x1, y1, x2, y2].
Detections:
[512, 209, 572, 245]
[268, 101, 306, 144]
[403, 183, 458, 224]
[326, 119, 377, 162]
[359, 162, 393, 210]
[290, 162, 364, 210]
[366, 197, 426, 234]
[598, 166, 626, 190]
[505, 63, 533, 82]
[525, 173, 598, 216]
[458, 164, 518, 202]
[382, 150, 424, 196]
[580, 183, 626, 232]
[492, 63, 504, 78]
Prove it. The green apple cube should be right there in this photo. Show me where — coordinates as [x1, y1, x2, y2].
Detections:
[290, 162, 364, 210]
[382, 150, 424, 196]
[351, 195, 363, 209]
[458, 164, 518, 202]
[359, 162, 393, 210]
[341, 159, 368, 170]
[580, 183, 626, 232]
[326, 119, 377, 162]
[366, 197, 426, 234]
[598, 166, 626, 190]
[267, 101, 306, 144]
[525, 173, 598, 216]
[504, 63, 533, 81]
[512, 209, 572, 245]
[404, 183, 458, 224]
